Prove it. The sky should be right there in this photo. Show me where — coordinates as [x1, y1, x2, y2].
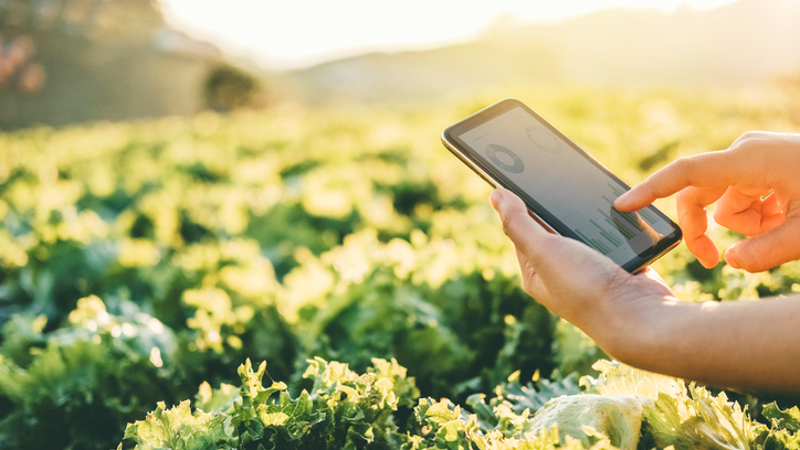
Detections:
[159, 0, 740, 70]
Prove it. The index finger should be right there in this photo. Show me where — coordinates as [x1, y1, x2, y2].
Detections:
[614, 150, 742, 212]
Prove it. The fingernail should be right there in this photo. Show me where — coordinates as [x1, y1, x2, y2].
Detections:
[490, 189, 504, 207]
[614, 192, 630, 207]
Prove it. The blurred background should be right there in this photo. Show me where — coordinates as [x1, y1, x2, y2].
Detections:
[2, 0, 800, 129]
[4, 1, 800, 449]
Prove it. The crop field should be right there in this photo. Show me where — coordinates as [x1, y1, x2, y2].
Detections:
[2, 87, 800, 449]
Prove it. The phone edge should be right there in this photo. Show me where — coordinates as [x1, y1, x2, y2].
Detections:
[441, 131, 559, 235]
[441, 98, 683, 274]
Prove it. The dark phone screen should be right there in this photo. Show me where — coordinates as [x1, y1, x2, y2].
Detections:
[452, 104, 679, 267]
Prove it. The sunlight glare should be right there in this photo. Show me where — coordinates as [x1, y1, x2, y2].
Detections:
[160, 0, 739, 69]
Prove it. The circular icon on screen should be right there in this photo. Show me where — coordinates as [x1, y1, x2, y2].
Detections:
[486, 144, 525, 173]
[526, 126, 562, 153]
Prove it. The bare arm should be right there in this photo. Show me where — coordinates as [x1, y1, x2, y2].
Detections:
[491, 132, 800, 392]
[612, 132, 800, 387]
[612, 292, 800, 393]
[490, 184, 800, 393]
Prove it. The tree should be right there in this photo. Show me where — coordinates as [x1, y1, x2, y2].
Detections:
[203, 64, 261, 112]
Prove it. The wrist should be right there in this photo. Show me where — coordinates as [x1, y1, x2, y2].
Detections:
[589, 291, 678, 367]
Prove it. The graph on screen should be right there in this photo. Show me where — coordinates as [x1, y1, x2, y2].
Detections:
[571, 183, 660, 256]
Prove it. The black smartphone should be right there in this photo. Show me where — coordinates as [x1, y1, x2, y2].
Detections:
[441, 98, 682, 273]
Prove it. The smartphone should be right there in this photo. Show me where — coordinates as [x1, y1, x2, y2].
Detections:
[441, 98, 682, 273]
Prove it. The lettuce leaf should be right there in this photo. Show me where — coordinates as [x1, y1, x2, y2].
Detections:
[123, 357, 420, 450]
[122, 401, 235, 450]
[583, 360, 758, 450]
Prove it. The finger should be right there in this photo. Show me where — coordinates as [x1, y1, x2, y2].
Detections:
[724, 207, 800, 272]
[514, 246, 549, 303]
[714, 187, 764, 235]
[615, 151, 743, 212]
[714, 187, 784, 236]
[762, 192, 783, 218]
[676, 186, 726, 268]
[489, 189, 557, 270]
[729, 130, 773, 148]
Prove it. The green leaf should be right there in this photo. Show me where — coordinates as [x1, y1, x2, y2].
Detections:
[763, 403, 800, 433]
[527, 394, 643, 450]
[195, 381, 240, 415]
[123, 400, 235, 450]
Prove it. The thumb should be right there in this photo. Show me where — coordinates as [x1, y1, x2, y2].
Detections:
[724, 217, 800, 272]
[489, 189, 551, 265]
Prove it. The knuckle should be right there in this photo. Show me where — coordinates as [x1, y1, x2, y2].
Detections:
[740, 130, 767, 141]
[663, 157, 697, 185]
[712, 208, 729, 226]
[739, 130, 761, 141]
[733, 131, 758, 146]
[731, 140, 754, 154]
[671, 156, 696, 175]
[730, 132, 764, 153]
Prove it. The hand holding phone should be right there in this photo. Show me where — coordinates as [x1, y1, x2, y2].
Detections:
[442, 98, 681, 273]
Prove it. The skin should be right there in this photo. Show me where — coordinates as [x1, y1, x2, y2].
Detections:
[490, 131, 800, 393]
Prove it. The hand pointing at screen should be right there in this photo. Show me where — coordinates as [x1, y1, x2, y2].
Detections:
[615, 131, 800, 272]
[490, 131, 800, 393]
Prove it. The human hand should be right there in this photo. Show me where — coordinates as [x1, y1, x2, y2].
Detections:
[489, 188, 674, 350]
[614, 131, 800, 272]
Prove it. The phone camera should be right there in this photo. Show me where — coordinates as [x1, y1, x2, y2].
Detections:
[486, 144, 525, 173]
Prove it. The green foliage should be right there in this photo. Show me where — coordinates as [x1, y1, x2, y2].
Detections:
[285, 230, 555, 400]
[123, 357, 419, 450]
[0, 296, 182, 449]
[3, 87, 800, 449]
[582, 360, 769, 450]
[121, 356, 800, 450]
[412, 398, 607, 450]
[466, 371, 582, 431]
[128, 358, 741, 450]
[121, 356, 600, 450]
[122, 400, 234, 450]
[762, 403, 800, 434]
[754, 403, 800, 449]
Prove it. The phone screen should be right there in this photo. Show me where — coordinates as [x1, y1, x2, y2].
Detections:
[445, 100, 680, 270]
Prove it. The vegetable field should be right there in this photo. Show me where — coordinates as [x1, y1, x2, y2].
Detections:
[2, 88, 800, 450]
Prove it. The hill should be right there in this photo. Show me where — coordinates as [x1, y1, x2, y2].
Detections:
[274, 0, 800, 104]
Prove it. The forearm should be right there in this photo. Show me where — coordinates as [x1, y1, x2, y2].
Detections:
[603, 294, 800, 393]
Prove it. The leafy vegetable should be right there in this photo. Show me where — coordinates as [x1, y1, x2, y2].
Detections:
[0, 296, 183, 450]
[3, 88, 800, 450]
[583, 360, 759, 450]
[123, 357, 420, 450]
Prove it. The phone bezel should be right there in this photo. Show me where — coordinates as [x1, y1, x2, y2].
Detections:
[441, 98, 682, 273]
